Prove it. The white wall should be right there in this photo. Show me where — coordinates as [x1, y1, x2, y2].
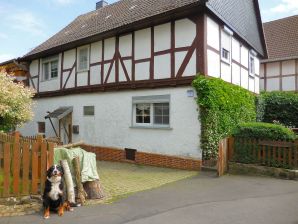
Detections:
[261, 59, 297, 91]
[19, 87, 202, 159]
[206, 16, 260, 94]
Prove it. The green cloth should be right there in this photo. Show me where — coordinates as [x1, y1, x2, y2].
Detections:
[54, 147, 99, 184]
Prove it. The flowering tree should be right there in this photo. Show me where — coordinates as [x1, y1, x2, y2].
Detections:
[0, 70, 35, 131]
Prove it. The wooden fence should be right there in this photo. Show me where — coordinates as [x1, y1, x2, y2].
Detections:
[0, 132, 56, 197]
[228, 137, 298, 169]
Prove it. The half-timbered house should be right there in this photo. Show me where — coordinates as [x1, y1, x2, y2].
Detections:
[260, 15, 298, 92]
[17, 0, 266, 164]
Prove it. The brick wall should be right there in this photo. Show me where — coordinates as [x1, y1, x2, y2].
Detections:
[80, 144, 201, 171]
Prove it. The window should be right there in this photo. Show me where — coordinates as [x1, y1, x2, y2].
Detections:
[42, 56, 59, 81]
[249, 56, 255, 75]
[78, 46, 89, 72]
[84, 106, 94, 116]
[221, 48, 230, 62]
[38, 122, 45, 133]
[132, 95, 170, 128]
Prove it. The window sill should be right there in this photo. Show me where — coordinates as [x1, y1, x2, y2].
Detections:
[130, 125, 172, 130]
[40, 77, 58, 83]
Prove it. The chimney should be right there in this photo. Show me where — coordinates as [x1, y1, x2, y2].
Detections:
[96, 1, 108, 10]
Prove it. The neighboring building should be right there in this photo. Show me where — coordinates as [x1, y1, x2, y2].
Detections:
[260, 15, 298, 91]
[17, 0, 266, 160]
[0, 60, 29, 84]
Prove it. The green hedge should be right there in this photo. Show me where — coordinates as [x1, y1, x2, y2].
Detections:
[233, 122, 297, 141]
[192, 75, 256, 160]
[258, 91, 298, 128]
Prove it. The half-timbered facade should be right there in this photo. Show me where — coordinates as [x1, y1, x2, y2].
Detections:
[260, 15, 298, 92]
[17, 0, 266, 159]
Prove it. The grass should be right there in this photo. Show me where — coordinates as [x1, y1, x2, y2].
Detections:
[95, 161, 198, 204]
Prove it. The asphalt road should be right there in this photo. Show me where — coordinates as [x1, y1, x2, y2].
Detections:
[1, 172, 298, 224]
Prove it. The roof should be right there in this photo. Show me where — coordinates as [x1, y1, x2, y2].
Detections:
[24, 0, 203, 59]
[263, 15, 298, 61]
[45, 107, 73, 120]
[23, 0, 266, 60]
[206, 0, 266, 57]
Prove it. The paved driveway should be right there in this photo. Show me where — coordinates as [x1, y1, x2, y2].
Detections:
[1, 172, 298, 224]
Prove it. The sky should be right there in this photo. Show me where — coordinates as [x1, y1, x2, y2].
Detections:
[0, 0, 297, 63]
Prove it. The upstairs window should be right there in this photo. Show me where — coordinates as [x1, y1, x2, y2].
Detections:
[221, 48, 230, 62]
[83, 106, 95, 116]
[42, 55, 59, 81]
[78, 46, 89, 72]
[249, 56, 255, 75]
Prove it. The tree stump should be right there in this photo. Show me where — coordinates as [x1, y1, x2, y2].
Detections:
[83, 180, 104, 199]
[72, 157, 87, 205]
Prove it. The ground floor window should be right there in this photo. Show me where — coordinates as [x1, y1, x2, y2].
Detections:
[132, 95, 170, 128]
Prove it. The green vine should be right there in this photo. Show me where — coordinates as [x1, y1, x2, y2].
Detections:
[192, 75, 256, 160]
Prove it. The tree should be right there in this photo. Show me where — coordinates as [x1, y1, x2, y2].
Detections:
[0, 70, 35, 131]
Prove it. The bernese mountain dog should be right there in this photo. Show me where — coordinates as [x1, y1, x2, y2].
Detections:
[43, 165, 72, 219]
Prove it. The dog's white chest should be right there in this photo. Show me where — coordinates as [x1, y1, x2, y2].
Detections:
[48, 182, 62, 201]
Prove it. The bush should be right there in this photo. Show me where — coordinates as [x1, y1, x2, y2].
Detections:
[258, 91, 298, 128]
[233, 122, 296, 141]
[192, 75, 256, 159]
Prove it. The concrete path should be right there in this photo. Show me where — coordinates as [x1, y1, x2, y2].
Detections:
[1, 172, 298, 224]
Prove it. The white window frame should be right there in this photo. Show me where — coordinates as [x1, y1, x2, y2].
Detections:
[249, 55, 255, 76]
[77, 45, 90, 72]
[42, 55, 59, 81]
[221, 48, 230, 64]
[131, 95, 171, 129]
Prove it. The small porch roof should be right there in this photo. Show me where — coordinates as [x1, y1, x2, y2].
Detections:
[45, 107, 73, 120]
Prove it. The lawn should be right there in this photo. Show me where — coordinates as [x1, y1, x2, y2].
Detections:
[94, 161, 199, 204]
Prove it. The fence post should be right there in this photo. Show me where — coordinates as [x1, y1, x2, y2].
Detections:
[228, 137, 234, 161]
[14, 131, 20, 143]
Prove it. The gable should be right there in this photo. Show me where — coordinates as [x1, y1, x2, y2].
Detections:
[206, 0, 266, 57]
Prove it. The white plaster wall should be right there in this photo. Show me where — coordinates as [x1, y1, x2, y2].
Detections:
[90, 41, 102, 63]
[255, 77, 260, 94]
[175, 19, 196, 48]
[119, 60, 132, 82]
[282, 60, 295, 75]
[260, 64, 264, 77]
[267, 78, 280, 91]
[135, 62, 150, 80]
[154, 23, 171, 52]
[255, 57, 260, 76]
[104, 63, 115, 83]
[104, 37, 116, 60]
[77, 71, 88, 86]
[267, 62, 280, 77]
[64, 70, 75, 88]
[232, 63, 241, 85]
[207, 50, 220, 78]
[90, 66, 101, 85]
[175, 51, 196, 77]
[232, 38, 240, 62]
[64, 49, 76, 68]
[19, 87, 201, 159]
[135, 28, 151, 59]
[282, 76, 295, 91]
[154, 54, 171, 79]
[29, 60, 39, 89]
[260, 79, 264, 91]
[207, 17, 219, 50]
[241, 46, 249, 68]
[241, 68, 248, 89]
[248, 77, 255, 92]
[221, 63, 231, 82]
[119, 35, 132, 57]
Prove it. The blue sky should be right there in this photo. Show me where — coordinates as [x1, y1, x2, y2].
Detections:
[0, 0, 297, 63]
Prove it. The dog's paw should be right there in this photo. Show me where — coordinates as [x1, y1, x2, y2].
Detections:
[69, 208, 74, 212]
[44, 215, 50, 219]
